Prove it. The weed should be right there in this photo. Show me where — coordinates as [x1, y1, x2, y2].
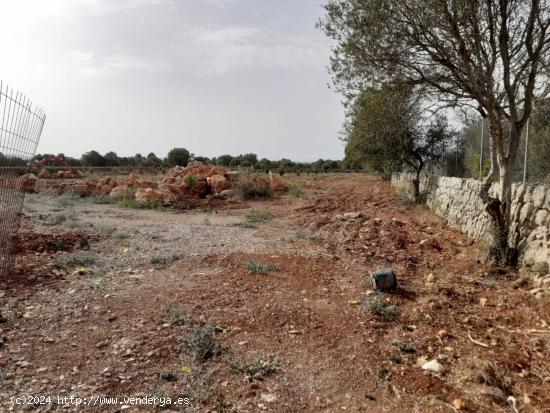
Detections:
[164, 305, 187, 326]
[151, 254, 181, 269]
[89, 281, 102, 290]
[307, 235, 324, 243]
[392, 341, 417, 354]
[227, 353, 278, 381]
[39, 213, 73, 226]
[362, 295, 400, 321]
[378, 369, 391, 381]
[233, 221, 256, 229]
[159, 372, 178, 381]
[53, 240, 67, 251]
[56, 251, 98, 268]
[288, 184, 304, 197]
[390, 354, 402, 364]
[187, 325, 223, 362]
[56, 193, 82, 208]
[245, 209, 273, 223]
[95, 224, 130, 239]
[184, 174, 197, 188]
[475, 360, 512, 393]
[247, 260, 278, 274]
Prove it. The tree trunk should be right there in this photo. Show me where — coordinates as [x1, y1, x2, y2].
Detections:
[479, 115, 520, 264]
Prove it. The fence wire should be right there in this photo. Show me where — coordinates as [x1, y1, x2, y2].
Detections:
[445, 118, 550, 184]
[0, 81, 46, 279]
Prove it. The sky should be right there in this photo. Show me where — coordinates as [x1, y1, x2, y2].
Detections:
[0, 0, 345, 162]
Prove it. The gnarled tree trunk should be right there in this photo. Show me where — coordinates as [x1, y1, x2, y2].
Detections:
[479, 112, 522, 264]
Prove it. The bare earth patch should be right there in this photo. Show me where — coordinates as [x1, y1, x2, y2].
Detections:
[0, 174, 548, 412]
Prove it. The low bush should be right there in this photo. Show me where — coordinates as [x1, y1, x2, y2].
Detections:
[227, 353, 278, 380]
[247, 260, 278, 274]
[234, 175, 273, 200]
[288, 184, 304, 197]
[56, 251, 98, 268]
[362, 295, 400, 321]
[187, 325, 224, 362]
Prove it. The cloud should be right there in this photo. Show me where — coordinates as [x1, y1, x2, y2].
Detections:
[186, 26, 328, 76]
[69, 51, 172, 77]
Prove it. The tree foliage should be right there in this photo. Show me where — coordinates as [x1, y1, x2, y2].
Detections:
[167, 147, 191, 167]
[345, 83, 452, 196]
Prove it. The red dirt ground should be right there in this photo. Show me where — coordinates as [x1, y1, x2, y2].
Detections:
[0, 174, 548, 412]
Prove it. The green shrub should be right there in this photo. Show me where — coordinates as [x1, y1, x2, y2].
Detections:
[362, 295, 400, 321]
[234, 175, 273, 200]
[56, 251, 98, 268]
[247, 260, 278, 274]
[227, 354, 278, 380]
[187, 325, 223, 362]
[288, 184, 304, 197]
[184, 174, 197, 188]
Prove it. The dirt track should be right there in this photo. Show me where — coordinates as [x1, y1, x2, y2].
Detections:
[1, 173, 549, 412]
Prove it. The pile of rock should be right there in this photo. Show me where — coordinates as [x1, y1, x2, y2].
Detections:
[37, 168, 86, 179]
[23, 162, 288, 207]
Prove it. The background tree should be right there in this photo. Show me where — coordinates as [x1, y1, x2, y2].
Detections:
[216, 154, 233, 166]
[346, 83, 452, 198]
[166, 147, 190, 167]
[81, 150, 106, 167]
[104, 151, 119, 166]
[319, 0, 550, 262]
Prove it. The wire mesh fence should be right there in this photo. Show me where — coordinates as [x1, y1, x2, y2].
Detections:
[443, 118, 550, 184]
[0, 82, 46, 279]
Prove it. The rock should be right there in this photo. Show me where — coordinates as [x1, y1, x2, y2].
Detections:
[260, 394, 277, 403]
[219, 189, 234, 198]
[269, 172, 287, 193]
[69, 184, 91, 197]
[226, 171, 241, 183]
[135, 180, 157, 189]
[452, 398, 466, 410]
[135, 188, 175, 206]
[109, 185, 135, 200]
[37, 168, 50, 179]
[343, 212, 362, 219]
[421, 359, 445, 373]
[20, 173, 37, 192]
[370, 268, 398, 291]
[84, 180, 98, 191]
[127, 173, 139, 186]
[437, 329, 448, 338]
[207, 174, 230, 194]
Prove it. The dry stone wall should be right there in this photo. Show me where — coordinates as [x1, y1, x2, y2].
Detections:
[392, 173, 550, 274]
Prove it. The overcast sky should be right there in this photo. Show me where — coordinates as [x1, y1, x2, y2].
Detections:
[0, 0, 345, 161]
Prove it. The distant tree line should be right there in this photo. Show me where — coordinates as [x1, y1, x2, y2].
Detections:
[3, 148, 345, 174]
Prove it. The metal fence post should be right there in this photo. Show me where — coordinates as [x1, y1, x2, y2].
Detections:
[523, 119, 529, 184]
[479, 118, 484, 179]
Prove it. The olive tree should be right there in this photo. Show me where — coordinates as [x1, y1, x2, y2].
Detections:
[319, 0, 550, 262]
[346, 83, 452, 199]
